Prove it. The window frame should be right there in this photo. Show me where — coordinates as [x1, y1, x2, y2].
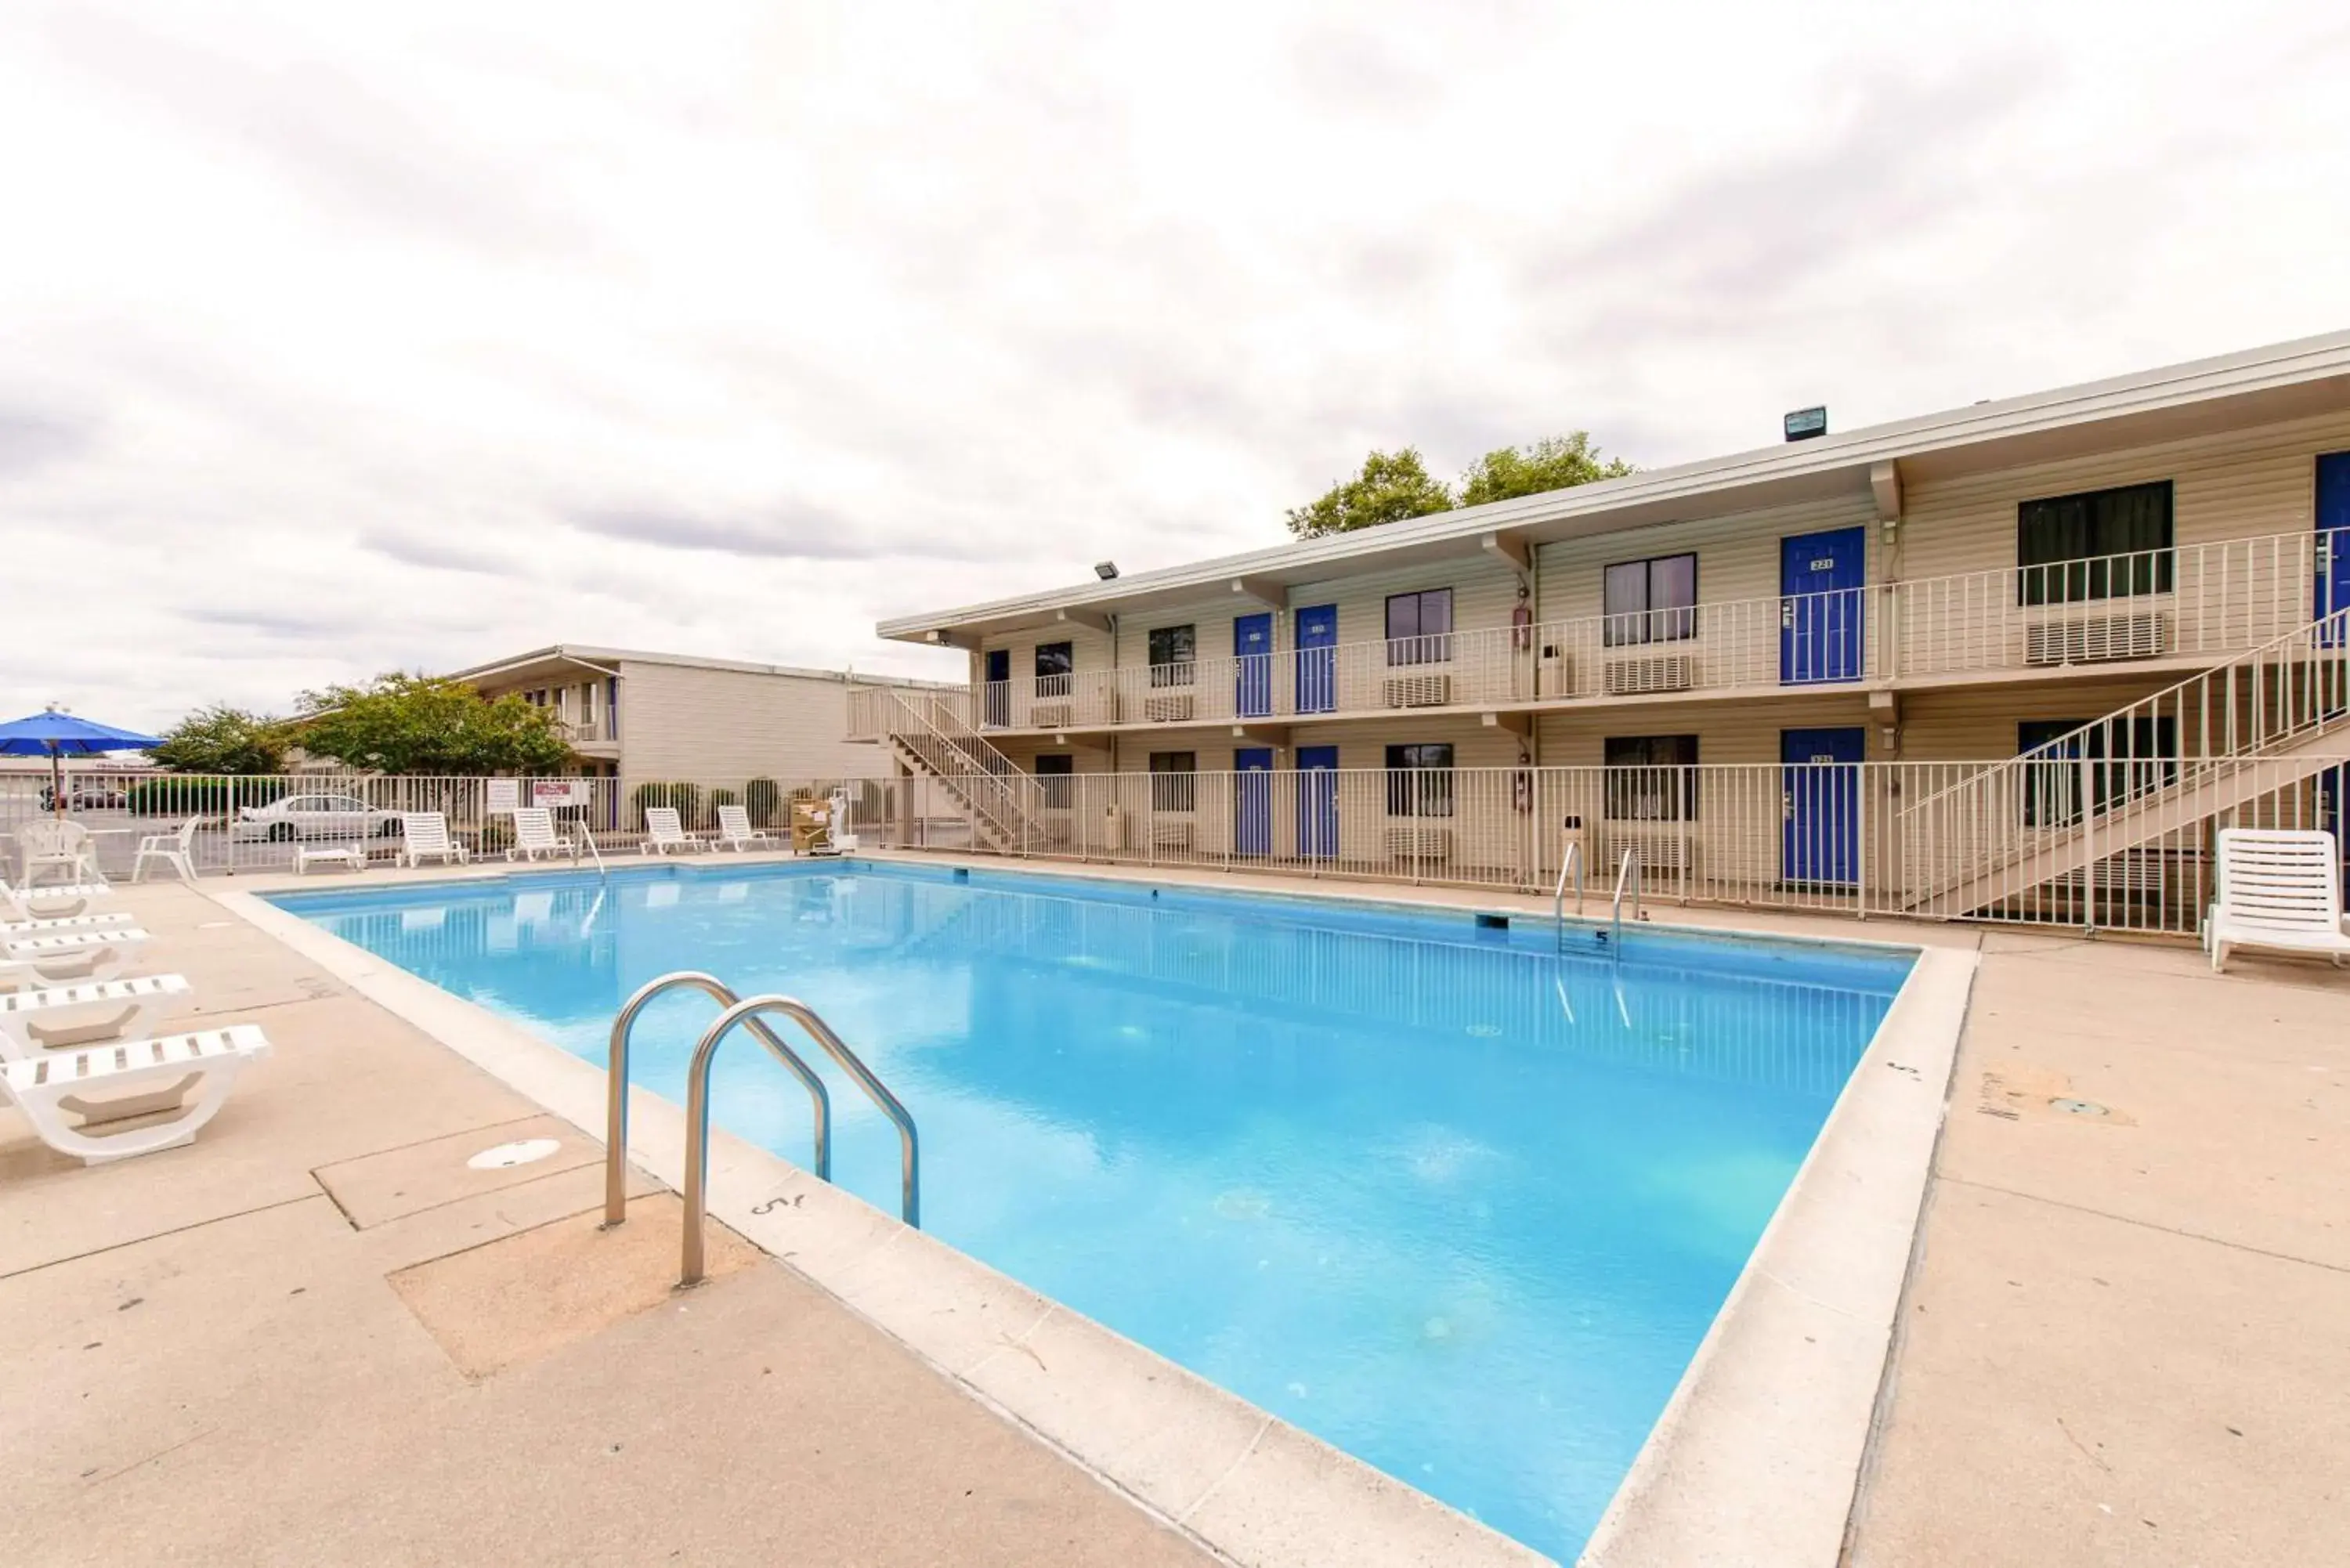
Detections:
[1383, 742, 1455, 817]
[1034, 641, 1074, 697]
[2016, 717, 2179, 827]
[1383, 588, 1455, 667]
[1602, 554, 1699, 647]
[1603, 734, 1700, 820]
[1148, 750, 1197, 811]
[2016, 481, 2175, 605]
[1147, 625, 1197, 688]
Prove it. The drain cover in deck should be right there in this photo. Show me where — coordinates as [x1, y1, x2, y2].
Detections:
[468, 1137, 564, 1170]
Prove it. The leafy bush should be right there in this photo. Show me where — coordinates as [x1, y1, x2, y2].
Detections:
[630, 781, 703, 828]
[127, 776, 288, 818]
[744, 777, 780, 827]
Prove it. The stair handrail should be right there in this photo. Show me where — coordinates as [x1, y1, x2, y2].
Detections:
[1899, 604, 2350, 825]
[875, 687, 1042, 839]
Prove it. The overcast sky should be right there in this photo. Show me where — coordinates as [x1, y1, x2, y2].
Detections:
[2, 1, 2345, 728]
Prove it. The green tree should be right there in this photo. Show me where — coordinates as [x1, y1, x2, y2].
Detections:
[1457, 432, 1634, 508]
[292, 674, 573, 775]
[150, 703, 287, 775]
[1284, 448, 1456, 538]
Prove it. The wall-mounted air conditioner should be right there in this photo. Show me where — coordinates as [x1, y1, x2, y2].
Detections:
[1144, 694, 1196, 723]
[2025, 612, 2170, 666]
[1603, 655, 1696, 695]
[1383, 674, 1452, 708]
[1384, 825, 1453, 861]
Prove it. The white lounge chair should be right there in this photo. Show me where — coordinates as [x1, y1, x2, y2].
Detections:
[714, 804, 779, 852]
[0, 974, 194, 1060]
[3, 927, 150, 966]
[642, 807, 710, 854]
[0, 877, 112, 920]
[506, 807, 565, 862]
[16, 821, 100, 887]
[2, 1024, 270, 1164]
[0, 936, 146, 991]
[131, 818, 201, 882]
[1, 911, 136, 936]
[293, 840, 367, 874]
[398, 813, 471, 868]
[2206, 828, 2350, 973]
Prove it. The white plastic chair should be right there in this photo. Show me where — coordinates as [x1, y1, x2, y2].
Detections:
[714, 804, 779, 851]
[2, 1024, 270, 1164]
[0, 877, 112, 920]
[506, 807, 564, 862]
[0, 974, 193, 1060]
[132, 818, 201, 883]
[17, 821, 99, 886]
[2205, 828, 2350, 973]
[0, 927, 149, 991]
[292, 841, 367, 875]
[1, 910, 136, 936]
[398, 813, 470, 868]
[642, 807, 709, 854]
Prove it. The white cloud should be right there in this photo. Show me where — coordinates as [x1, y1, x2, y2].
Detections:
[1, 0, 2344, 728]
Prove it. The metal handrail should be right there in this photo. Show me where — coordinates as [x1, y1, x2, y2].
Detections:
[602, 972, 831, 1228]
[570, 818, 609, 877]
[681, 994, 920, 1286]
[1611, 847, 1643, 948]
[1552, 835, 1584, 946]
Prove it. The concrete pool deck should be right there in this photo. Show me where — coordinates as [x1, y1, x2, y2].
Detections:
[2, 858, 2345, 1566]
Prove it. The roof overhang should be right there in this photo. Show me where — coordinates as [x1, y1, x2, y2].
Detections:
[880, 329, 2350, 644]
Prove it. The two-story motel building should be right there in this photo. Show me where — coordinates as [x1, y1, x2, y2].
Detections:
[848, 331, 2350, 928]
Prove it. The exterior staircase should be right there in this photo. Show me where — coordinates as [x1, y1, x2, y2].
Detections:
[868, 688, 1043, 853]
[1904, 609, 2350, 917]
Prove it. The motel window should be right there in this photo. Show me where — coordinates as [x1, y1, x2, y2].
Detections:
[1034, 753, 1075, 808]
[1384, 588, 1454, 666]
[2016, 481, 2174, 605]
[1035, 641, 1073, 697]
[1603, 735, 1699, 821]
[1149, 750, 1197, 811]
[1148, 625, 1196, 688]
[1602, 555, 1698, 646]
[1384, 742, 1455, 818]
[2016, 717, 2178, 827]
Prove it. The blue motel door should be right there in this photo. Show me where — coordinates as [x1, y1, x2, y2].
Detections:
[1295, 605, 1337, 714]
[1235, 613, 1273, 717]
[1780, 527, 1867, 683]
[1297, 745, 1338, 859]
[1235, 748, 1273, 854]
[1782, 727, 1865, 885]
[2319, 452, 2350, 647]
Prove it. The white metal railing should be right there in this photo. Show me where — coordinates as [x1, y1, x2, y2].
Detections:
[850, 530, 2339, 735]
[1897, 605, 2350, 918]
[865, 687, 1043, 850]
[1885, 529, 2326, 679]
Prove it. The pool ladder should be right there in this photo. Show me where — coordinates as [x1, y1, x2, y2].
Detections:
[601, 971, 920, 1288]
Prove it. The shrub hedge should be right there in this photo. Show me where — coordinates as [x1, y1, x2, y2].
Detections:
[126, 776, 289, 817]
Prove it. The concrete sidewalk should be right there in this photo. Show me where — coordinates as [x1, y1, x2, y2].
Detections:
[0, 880, 1217, 1567]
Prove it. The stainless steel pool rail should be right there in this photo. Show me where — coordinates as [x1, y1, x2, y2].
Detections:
[602, 972, 831, 1228]
[569, 820, 608, 878]
[679, 995, 920, 1286]
[1611, 848, 1643, 948]
[1551, 836, 1584, 948]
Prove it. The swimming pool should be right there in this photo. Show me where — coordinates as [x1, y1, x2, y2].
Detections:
[273, 861, 1912, 1559]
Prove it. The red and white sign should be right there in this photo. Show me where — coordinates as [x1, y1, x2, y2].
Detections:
[532, 779, 591, 807]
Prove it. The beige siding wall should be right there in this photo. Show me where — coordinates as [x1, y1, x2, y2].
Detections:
[616, 662, 897, 782]
[1532, 493, 1882, 623]
[1535, 694, 1876, 768]
[1894, 677, 2174, 761]
[971, 622, 1118, 683]
[1898, 408, 2350, 580]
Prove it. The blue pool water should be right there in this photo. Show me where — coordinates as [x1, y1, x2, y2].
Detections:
[274, 862, 1910, 1559]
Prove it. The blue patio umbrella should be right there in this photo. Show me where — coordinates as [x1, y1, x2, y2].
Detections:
[0, 708, 163, 815]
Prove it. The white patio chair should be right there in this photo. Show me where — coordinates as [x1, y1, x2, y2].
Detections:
[2206, 828, 2350, 973]
[132, 818, 201, 882]
[0, 974, 194, 1060]
[829, 789, 861, 854]
[0, 877, 113, 920]
[642, 807, 709, 854]
[506, 807, 564, 862]
[292, 840, 367, 875]
[398, 813, 471, 868]
[17, 821, 100, 887]
[714, 804, 779, 852]
[1, 910, 136, 936]
[2, 1024, 271, 1164]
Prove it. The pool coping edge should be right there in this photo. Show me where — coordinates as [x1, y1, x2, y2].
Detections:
[209, 858, 1974, 1568]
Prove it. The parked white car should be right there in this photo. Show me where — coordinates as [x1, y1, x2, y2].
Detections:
[229, 793, 403, 843]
